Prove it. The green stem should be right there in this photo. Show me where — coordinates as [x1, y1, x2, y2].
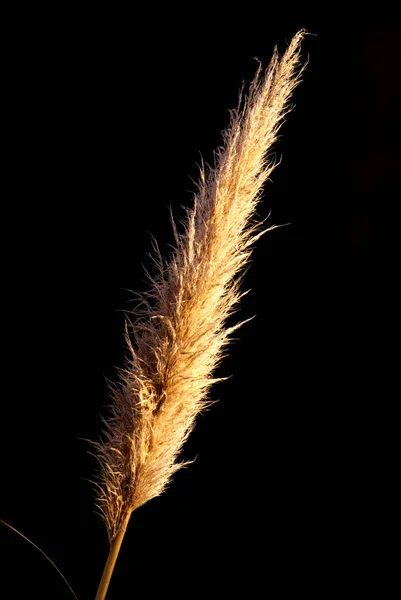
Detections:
[95, 521, 129, 600]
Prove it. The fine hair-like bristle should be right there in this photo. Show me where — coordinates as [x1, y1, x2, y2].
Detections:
[94, 30, 307, 543]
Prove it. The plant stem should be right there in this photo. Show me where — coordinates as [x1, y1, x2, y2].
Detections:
[95, 519, 129, 600]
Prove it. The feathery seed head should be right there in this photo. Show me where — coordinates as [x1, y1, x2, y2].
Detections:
[94, 30, 307, 542]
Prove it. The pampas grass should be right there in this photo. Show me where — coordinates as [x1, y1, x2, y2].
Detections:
[94, 29, 307, 599]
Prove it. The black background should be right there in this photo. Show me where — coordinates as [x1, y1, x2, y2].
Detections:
[1, 10, 399, 599]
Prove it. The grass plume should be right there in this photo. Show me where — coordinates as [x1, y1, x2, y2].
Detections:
[94, 30, 307, 551]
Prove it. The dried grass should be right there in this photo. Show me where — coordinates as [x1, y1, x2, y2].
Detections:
[94, 30, 307, 543]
